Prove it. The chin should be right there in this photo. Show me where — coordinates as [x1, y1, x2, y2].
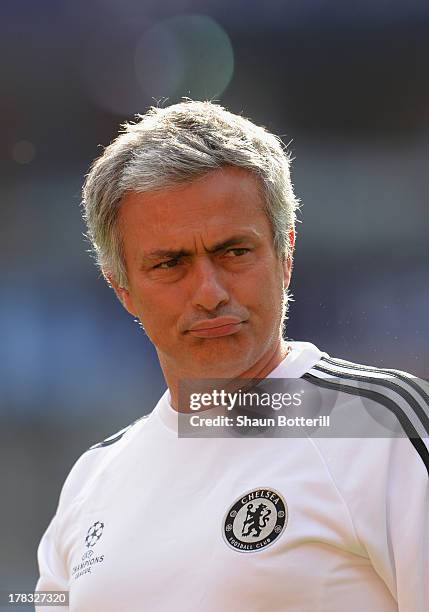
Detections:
[187, 349, 254, 379]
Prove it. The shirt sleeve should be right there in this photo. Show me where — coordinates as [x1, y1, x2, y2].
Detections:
[313, 433, 429, 611]
[34, 442, 113, 611]
[381, 436, 429, 611]
[35, 447, 101, 610]
[35, 513, 69, 611]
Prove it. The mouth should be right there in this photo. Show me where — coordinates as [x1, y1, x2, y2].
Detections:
[187, 316, 245, 338]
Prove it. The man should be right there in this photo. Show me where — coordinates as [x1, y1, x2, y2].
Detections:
[36, 101, 428, 611]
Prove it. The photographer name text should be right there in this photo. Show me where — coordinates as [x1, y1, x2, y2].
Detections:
[188, 415, 330, 428]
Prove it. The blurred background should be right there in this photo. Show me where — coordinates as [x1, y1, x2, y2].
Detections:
[1, 0, 428, 597]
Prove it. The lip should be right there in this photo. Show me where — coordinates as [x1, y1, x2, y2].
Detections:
[188, 316, 245, 338]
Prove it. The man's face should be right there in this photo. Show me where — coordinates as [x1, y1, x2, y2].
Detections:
[114, 167, 292, 379]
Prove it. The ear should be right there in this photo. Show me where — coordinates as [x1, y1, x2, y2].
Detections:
[104, 272, 138, 317]
[288, 229, 295, 252]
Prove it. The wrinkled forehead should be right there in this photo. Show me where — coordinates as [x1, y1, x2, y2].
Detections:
[119, 166, 267, 215]
[116, 167, 273, 251]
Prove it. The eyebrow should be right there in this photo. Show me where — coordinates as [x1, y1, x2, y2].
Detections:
[142, 234, 256, 261]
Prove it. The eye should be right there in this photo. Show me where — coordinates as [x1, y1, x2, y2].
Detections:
[154, 258, 179, 269]
[225, 248, 250, 257]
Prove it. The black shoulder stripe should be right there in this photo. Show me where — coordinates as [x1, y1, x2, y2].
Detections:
[89, 414, 150, 450]
[321, 355, 429, 408]
[317, 359, 429, 437]
[302, 372, 429, 477]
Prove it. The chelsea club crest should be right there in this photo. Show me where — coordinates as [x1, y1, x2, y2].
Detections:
[223, 487, 288, 553]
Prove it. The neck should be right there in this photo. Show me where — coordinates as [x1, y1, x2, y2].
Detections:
[162, 338, 290, 412]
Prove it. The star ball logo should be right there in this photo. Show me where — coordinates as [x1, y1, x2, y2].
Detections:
[223, 487, 288, 552]
[85, 521, 104, 548]
[72, 522, 106, 580]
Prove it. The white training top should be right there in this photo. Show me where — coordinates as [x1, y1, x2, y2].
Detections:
[36, 342, 429, 611]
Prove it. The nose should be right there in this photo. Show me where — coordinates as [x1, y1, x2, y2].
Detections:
[191, 257, 229, 312]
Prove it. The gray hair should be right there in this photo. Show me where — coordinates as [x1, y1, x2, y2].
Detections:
[82, 100, 299, 289]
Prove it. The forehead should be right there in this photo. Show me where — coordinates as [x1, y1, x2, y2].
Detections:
[118, 167, 272, 252]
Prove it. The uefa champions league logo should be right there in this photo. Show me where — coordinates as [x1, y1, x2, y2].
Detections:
[85, 521, 104, 548]
[72, 521, 106, 580]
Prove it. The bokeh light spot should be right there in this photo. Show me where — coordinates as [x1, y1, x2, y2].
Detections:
[135, 15, 234, 102]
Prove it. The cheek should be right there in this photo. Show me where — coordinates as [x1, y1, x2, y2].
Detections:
[245, 283, 284, 327]
[132, 287, 180, 332]
[253, 265, 284, 299]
